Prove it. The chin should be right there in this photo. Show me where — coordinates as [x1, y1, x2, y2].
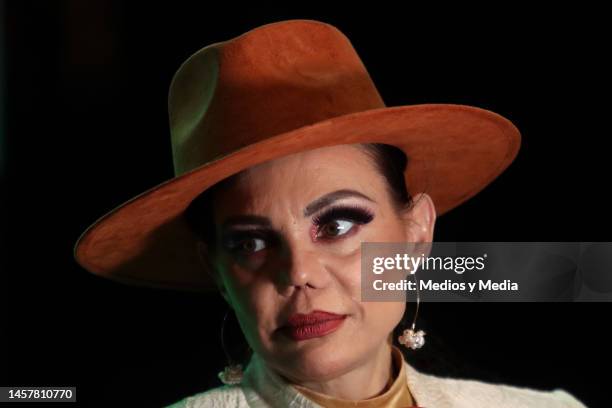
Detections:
[280, 344, 358, 382]
[271, 333, 368, 381]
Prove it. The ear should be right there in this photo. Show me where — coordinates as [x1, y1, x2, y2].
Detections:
[400, 192, 436, 245]
[196, 241, 232, 307]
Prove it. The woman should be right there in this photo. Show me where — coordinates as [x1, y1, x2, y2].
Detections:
[73, 19, 587, 407]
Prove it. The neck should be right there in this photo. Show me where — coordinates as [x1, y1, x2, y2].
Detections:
[293, 341, 394, 400]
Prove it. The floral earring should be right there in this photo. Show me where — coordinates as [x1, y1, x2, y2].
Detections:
[398, 326, 426, 350]
[218, 364, 243, 386]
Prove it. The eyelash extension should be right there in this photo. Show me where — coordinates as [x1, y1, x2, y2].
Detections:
[312, 204, 374, 228]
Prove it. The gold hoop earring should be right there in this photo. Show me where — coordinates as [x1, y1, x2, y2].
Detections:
[398, 272, 426, 350]
[217, 307, 244, 385]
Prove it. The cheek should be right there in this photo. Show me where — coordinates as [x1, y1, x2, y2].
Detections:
[218, 250, 280, 294]
[330, 216, 406, 290]
[323, 247, 362, 297]
[364, 213, 407, 242]
[330, 250, 403, 330]
[223, 276, 281, 348]
[361, 302, 406, 333]
[224, 255, 267, 284]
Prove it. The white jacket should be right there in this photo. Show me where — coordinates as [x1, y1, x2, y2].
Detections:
[167, 351, 588, 407]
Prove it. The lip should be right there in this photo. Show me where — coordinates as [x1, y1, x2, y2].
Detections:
[279, 310, 347, 341]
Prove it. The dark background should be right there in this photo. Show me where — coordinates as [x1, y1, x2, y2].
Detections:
[2, 2, 610, 407]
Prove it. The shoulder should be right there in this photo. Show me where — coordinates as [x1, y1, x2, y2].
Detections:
[164, 385, 247, 408]
[421, 371, 587, 408]
[451, 377, 585, 408]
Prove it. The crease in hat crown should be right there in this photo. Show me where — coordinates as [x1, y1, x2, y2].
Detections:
[167, 19, 386, 177]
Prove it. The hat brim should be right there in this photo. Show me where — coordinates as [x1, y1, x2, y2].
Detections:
[73, 103, 520, 292]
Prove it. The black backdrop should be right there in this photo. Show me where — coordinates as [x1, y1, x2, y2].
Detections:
[2, 2, 610, 407]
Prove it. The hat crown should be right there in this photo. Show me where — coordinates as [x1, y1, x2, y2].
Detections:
[168, 19, 385, 176]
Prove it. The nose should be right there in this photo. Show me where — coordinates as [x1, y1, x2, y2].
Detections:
[276, 236, 331, 292]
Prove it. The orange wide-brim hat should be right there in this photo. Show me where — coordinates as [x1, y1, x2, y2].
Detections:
[73, 19, 521, 292]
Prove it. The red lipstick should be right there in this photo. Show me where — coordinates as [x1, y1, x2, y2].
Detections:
[280, 310, 347, 341]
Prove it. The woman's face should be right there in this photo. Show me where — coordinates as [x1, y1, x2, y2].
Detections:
[201, 144, 435, 382]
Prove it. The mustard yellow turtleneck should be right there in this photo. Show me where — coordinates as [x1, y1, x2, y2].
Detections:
[291, 345, 419, 408]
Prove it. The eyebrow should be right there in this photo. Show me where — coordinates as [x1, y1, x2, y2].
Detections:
[220, 189, 375, 229]
[303, 189, 375, 217]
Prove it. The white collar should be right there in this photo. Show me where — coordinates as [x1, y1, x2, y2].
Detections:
[240, 350, 455, 408]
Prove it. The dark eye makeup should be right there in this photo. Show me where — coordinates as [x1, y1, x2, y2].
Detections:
[222, 230, 280, 254]
[222, 204, 375, 255]
[312, 204, 374, 228]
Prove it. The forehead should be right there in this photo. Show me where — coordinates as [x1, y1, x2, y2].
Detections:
[209, 144, 387, 215]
